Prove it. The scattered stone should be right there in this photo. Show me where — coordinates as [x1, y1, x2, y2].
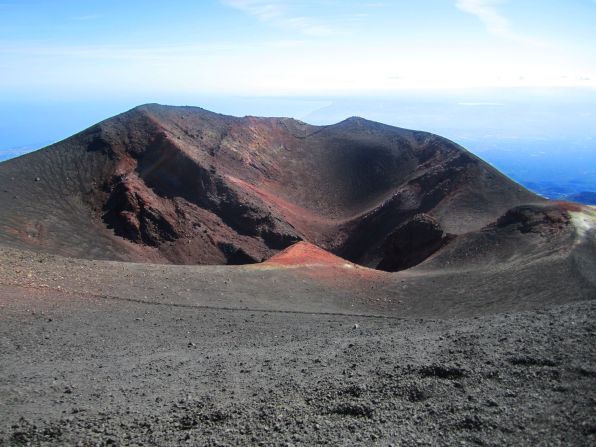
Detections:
[329, 403, 374, 418]
[419, 364, 467, 380]
[508, 356, 558, 367]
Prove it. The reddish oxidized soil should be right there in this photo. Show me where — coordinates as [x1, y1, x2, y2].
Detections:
[553, 200, 584, 213]
[263, 241, 356, 267]
[257, 241, 388, 287]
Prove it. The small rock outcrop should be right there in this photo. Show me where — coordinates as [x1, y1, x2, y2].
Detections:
[496, 205, 570, 235]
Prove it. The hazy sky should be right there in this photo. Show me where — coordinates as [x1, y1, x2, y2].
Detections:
[1, 0, 596, 99]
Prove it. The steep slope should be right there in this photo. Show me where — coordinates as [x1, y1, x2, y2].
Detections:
[0, 104, 540, 267]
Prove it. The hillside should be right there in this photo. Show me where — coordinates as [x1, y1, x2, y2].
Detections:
[0, 104, 540, 269]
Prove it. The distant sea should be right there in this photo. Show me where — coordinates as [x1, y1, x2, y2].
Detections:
[1, 88, 595, 204]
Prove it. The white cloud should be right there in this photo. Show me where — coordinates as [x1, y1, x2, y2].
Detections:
[458, 102, 504, 106]
[2, 38, 594, 97]
[222, 0, 334, 36]
[455, 0, 542, 46]
[224, 0, 284, 21]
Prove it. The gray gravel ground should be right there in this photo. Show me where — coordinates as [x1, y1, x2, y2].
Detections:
[1, 287, 594, 446]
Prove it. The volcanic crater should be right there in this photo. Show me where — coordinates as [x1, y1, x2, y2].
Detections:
[1, 105, 595, 446]
[0, 104, 545, 270]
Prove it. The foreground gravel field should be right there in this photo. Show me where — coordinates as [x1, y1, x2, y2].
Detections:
[1, 287, 594, 446]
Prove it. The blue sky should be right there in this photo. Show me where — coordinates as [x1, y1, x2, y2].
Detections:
[1, 0, 596, 99]
[1, 1, 595, 198]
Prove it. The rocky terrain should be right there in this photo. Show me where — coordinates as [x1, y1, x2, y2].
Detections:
[0, 104, 538, 268]
[1, 281, 594, 446]
[0, 105, 594, 445]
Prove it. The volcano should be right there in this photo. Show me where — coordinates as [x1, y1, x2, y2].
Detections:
[1, 104, 595, 446]
[0, 104, 541, 270]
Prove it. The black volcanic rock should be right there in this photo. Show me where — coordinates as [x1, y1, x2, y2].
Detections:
[496, 205, 571, 235]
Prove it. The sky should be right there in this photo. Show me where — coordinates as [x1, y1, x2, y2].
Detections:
[0, 1, 595, 197]
[1, 0, 596, 99]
